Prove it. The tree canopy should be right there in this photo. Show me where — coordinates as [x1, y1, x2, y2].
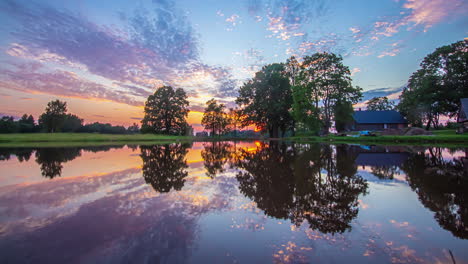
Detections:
[366, 96, 395, 111]
[201, 99, 230, 136]
[39, 100, 68, 132]
[236, 63, 293, 137]
[286, 53, 362, 134]
[398, 40, 468, 128]
[141, 86, 190, 135]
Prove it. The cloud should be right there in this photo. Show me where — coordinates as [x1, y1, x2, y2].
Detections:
[0, 0, 238, 108]
[351, 68, 361, 76]
[248, 0, 329, 42]
[0, 66, 142, 106]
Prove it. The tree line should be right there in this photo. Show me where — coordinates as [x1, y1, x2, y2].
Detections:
[2, 40, 465, 135]
[0, 100, 140, 134]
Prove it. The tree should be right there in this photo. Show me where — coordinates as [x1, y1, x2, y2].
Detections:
[39, 100, 68, 132]
[334, 99, 354, 133]
[0, 116, 18, 133]
[62, 114, 83, 132]
[236, 63, 293, 138]
[141, 86, 190, 135]
[398, 40, 468, 129]
[366, 96, 395, 111]
[127, 123, 140, 134]
[201, 99, 230, 136]
[293, 52, 362, 134]
[287, 53, 361, 134]
[228, 108, 243, 137]
[18, 114, 36, 133]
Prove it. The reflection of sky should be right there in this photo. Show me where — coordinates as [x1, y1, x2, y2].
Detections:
[0, 0, 467, 128]
[0, 143, 467, 263]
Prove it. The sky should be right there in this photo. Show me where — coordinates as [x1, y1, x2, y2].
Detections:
[0, 0, 467, 131]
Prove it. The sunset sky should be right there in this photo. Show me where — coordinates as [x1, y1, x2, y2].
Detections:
[0, 0, 467, 131]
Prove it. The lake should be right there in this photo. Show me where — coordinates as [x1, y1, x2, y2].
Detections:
[0, 141, 467, 263]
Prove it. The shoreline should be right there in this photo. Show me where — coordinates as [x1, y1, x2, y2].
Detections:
[0, 132, 467, 148]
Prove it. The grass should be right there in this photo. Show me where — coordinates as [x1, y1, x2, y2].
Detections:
[1, 130, 467, 148]
[0, 133, 192, 147]
[290, 129, 468, 147]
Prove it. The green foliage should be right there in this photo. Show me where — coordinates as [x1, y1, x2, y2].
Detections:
[334, 100, 354, 133]
[236, 63, 293, 137]
[366, 96, 395, 111]
[39, 100, 68, 132]
[62, 114, 84, 132]
[398, 40, 468, 128]
[201, 99, 231, 136]
[287, 53, 362, 134]
[141, 86, 190, 135]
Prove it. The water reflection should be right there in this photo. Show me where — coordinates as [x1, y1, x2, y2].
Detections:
[140, 143, 191, 192]
[402, 147, 468, 239]
[1, 142, 468, 263]
[235, 142, 368, 234]
[201, 141, 233, 178]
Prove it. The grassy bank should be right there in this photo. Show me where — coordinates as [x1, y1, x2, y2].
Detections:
[290, 130, 468, 146]
[0, 133, 192, 147]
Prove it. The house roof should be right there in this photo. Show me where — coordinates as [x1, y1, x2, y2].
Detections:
[353, 110, 407, 124]
[458, 98, 468, 123]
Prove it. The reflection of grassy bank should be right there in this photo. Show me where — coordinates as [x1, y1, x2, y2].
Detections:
[290, 130, 468, 147]
[0, 133, 192, 147]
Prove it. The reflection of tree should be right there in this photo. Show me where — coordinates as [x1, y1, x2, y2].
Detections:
[371, 166, 399, 180]
[35, 148, 82, 178]
[201, 141, 233, 178]
[234, 142, 368, 234]
[402, 148, 468, 239]
[140, 143, 190, 192]
[0, 148, 33, 162]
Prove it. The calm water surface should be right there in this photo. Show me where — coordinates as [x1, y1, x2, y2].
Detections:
[0, 142, 467, 263]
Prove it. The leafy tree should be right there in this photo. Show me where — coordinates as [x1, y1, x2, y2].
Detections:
[39, 100, 68, 132]
[141, 86, 190, 135]
[236, 63, 293, 138]
[287, 53, 361, 134]
[334, 99, 354, 133]
[62, 114, 83, 132]
[127, 123, 140, 134]
[0, 116, 18, 133]
[201, 99, 230, 136]
[398, 40, 468, 129]
[228, 108, 243, 137]
[18, 114, 37, 133]
[366, 96, 395, 111]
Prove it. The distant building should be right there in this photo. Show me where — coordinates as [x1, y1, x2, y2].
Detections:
[457, 98, 468, 133]
[350, 110, 408, 131]
[195, 131, 208, 137]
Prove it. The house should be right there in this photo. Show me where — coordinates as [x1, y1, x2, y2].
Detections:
[350, 110, 408, 131]
[457, 98, 468, 133]
[195, 131, 209, 137]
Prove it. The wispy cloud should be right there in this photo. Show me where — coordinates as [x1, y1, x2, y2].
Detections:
[0, 0, 237, 109]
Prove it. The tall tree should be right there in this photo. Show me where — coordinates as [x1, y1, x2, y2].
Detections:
[201, 99, 230, 136]
[287, 53, 361, 134]
[236, 63, 293, 138]
[141, 86, 190, 135]
[366, 96, 395, 111]
[298, 53, 361, 134]
[38, 100, 68, 132]
[398, 40, 468, 128]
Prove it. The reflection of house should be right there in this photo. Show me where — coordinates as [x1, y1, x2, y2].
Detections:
[351, 110, 408, 131]
[457, 98, 468, 133]
[355, 153, 410, 168]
